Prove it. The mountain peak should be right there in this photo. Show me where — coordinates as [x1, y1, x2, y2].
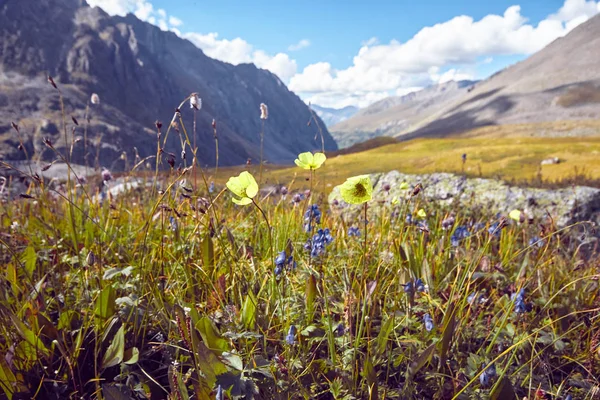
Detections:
[0, 0, 336, 167]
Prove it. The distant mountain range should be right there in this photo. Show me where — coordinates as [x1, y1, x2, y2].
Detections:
[310, 104, 359, 127]
[331, 80, 477, 148]
[333, 13, 600, 148]
[0, 0, 336, 169]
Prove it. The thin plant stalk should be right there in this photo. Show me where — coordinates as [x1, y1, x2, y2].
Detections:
[259, 119, 265, 183]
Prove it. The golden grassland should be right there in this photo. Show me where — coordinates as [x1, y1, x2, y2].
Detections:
[213, 131, 600, 192]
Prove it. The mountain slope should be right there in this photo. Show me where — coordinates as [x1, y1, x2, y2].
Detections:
[404, 14, 600, 140]
[0, 0, 336, 168]
[310, 104, 359, 127]
[331, 80, 477, 148]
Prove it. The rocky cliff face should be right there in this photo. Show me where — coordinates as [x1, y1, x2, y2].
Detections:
[0, 0, 336, 169]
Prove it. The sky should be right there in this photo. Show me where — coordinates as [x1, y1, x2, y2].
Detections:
[87, 0, 600, 108]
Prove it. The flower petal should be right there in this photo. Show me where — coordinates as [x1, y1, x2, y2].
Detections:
[312, 152, 326, 169]
[226, 175, 244, 197]
[509, 209, 522, 221]
[245, 174, 259, 198]
[340, 175, 373, 204]
[297, 152, 313, 169]
[232, 196, 252, 206]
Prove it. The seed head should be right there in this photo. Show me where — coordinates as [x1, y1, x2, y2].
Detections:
[190, 93, 201, 110]
[260, 103, 268, 120]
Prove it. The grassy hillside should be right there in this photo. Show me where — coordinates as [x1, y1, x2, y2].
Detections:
[247, 130, 600, 192]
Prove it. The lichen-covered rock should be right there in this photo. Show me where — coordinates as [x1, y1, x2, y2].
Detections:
[329, 171, 600, 229]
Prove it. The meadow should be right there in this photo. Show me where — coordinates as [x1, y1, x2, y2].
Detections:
[0, 92, 599, 400]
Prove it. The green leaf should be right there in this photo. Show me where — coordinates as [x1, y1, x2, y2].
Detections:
[490, 376, 517, 400]
[103, 266, 134, 280]
[9, 313, 49, 358]
[0, 358, 17, 399]
[241, 292, 257, 330]
[305, 275, 317, 322]
[407, 343, 435, 379]
[95, 286, 116, 320]
[102, 325, 125, 368]
[21, 246, 37, 278]
[123, 347, 139, 365]
[376, 317, 395, 357]
[202, 236, 215, 271]
[196, 317, 230, 353]
[438, 303, 456, 370]
[362, 355, 379, 400]
[195, 341, 228, 389]
[221, 352, 244, 371]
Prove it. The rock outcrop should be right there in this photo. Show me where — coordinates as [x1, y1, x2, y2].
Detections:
[329, 171, 600, 230]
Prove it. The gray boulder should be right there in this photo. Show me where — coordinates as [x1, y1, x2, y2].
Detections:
[328, 171, 600, 229]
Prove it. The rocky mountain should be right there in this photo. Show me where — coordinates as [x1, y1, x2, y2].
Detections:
[310, 104, 359, 127]
[404, 13, 600, 140]
[0, 0, 336, 170]
[331, 80, 477, 148]
[334, 14, 600, 147]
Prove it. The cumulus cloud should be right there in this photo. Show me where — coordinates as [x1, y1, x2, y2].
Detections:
[288, 39, 311, 51]
[169, 16, 183, 27]
[290, 0, 600, 108]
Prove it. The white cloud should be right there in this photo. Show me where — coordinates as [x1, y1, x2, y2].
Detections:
[169, 16, 183, 27]
[87, 0, 298, 82]
[288, 39, 311, 51]
[291, 0, 600, 108]
[361, 37, 379, 46]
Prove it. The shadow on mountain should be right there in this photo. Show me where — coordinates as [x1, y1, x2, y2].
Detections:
[403, 94, 516, 140]
[446, 87, 504, 114]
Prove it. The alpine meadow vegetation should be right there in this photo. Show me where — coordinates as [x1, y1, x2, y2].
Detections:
[1, 85, 599, 400]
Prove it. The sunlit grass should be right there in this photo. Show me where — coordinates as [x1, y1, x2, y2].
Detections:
[1, 89, 599, 399]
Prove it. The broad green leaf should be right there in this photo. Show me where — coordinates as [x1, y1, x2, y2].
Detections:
[102, 325, 125, 368]
[376, 317, 395, 357]
[221, 352, 244, 371]
[407, 343, 435, 378]
[123, 347, 139, 365]
[195, 341, 228, 389]
[241, 292, 257, 330]
[103, 266, 134, 280]
[21, 246, 37, 278]
[196, 317, 230, 353]
[9, 313, 49, 358]
[95, 286, 116, 320]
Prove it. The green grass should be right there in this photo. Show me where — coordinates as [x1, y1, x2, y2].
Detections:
[1, 89, 600, 399]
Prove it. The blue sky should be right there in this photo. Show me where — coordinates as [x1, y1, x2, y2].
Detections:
[88, 0, 600, 107]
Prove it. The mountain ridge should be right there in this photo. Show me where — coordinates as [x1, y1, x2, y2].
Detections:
[0, 0, 336, 168]
[310, 104, 359, 127]
[332, 13, 600, 147]
[331, 80, 478, 148]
